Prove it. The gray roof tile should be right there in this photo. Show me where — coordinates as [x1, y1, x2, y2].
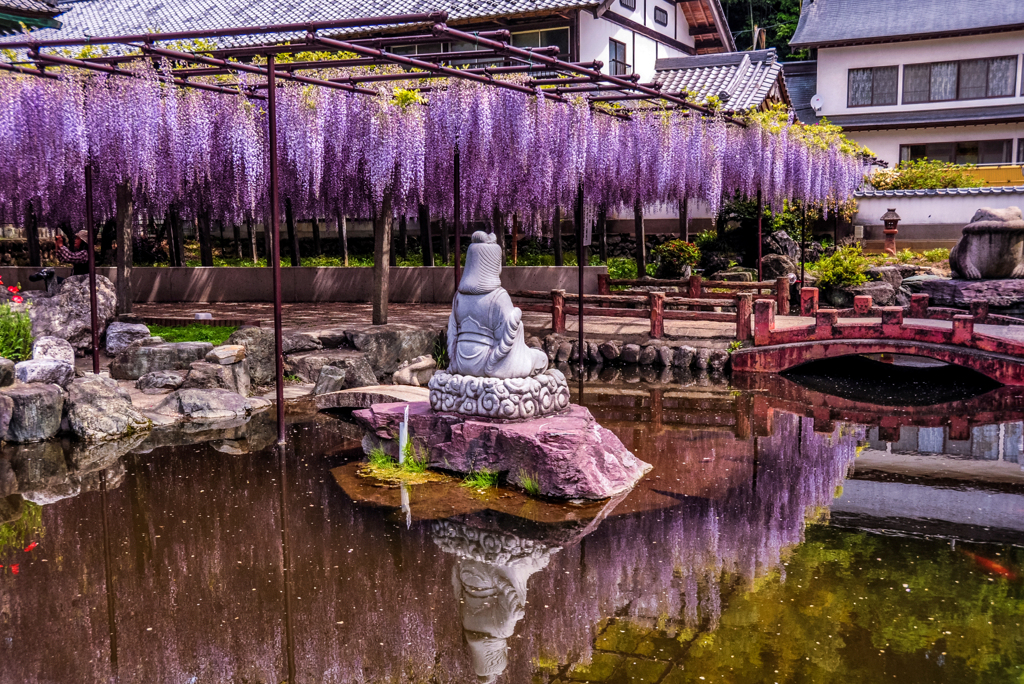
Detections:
[1, 0, 59, 14]
[653, 48, 786, 112]
[790, 0, 1024, 48]
[781, 60, 817, 124]
[855, 186, 1024, 197]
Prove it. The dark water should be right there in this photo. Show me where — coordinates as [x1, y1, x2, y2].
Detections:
[2, 372, 1024, 683]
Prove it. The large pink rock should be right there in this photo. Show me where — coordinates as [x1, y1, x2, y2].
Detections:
[353, 401, 651, 500]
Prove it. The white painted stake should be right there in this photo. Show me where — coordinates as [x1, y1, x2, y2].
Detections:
[398, 404, 410, 464]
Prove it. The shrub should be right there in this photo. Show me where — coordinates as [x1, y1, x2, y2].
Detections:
[651, 240, 700, 278]
[894, 248, 917, 264]
[868, 159, 983, 190]
[0, 304, 33, 361]
[923, 248, 950, 263]
[814, 245, 868, 289]
[694, 230, 723, 252]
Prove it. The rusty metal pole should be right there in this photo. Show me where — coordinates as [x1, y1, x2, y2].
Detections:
[756, 189, 763, 283]
[575, 181, 585, 374]
[85, 164, 100, 375]
[453, 146, 462, 289]
[268, 55, 286, 445]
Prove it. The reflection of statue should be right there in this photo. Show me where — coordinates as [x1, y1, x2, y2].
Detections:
[448, 232, 548, 379]
[433, 521, 557, 683]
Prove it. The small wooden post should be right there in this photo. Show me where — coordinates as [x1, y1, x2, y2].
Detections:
[688, 274, 701, 311]
[553, 205, 563, 266]
[311, 216, 322, 257]
[552, 289, 566, 334]
[25, 201, 40, 267]
[419, 204, 434, 267]
[285, 197, 300, 267]
[753, 299, 775, 346]
[736, 293, 753, 341]
[775, 276, 790, 315]
[597, 273, 611, 295]
[336, 212, 349, 267]
[952, 315, 974, 345]
[909, 293, 929, 318]
[511, 214, 519, 265]
[649, 291, 665, 339]
[800, 287, 819, 317]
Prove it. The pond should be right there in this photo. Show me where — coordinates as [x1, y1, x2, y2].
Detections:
[2, 366, 1024, 683]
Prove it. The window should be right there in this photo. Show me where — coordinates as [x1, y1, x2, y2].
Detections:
[900, 139, 1013, 166]
[1019, 138, 1024, 165]
[609, 39, 629, 76]
[903, 56, 1018, 104]
[391, 43, 444, 57]
[619, 0, 636, 10]
[847, 66, 898, 107]
[653, 6, 669, 25]
[511, 28, 570, 59]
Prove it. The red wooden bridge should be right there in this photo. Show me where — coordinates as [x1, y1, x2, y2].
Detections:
[731, 288, 1024, 386]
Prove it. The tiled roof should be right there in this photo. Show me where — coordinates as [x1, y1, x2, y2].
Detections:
[790, 0, 1024, 48]
[855, 186, 1024, 198]
[0, 0, 599, 45]
[781, 61, 817, 124]
[825, 103, 1024, 131]
[652, 48, 787, 112]
[1, 0, 59, 13]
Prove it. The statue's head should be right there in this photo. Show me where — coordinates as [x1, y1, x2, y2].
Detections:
[459, 231, 502, 295]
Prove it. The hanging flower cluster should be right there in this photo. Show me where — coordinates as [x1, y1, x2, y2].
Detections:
[0, 65, 870, 234]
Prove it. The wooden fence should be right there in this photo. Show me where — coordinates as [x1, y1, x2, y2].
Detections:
[598, 274, 790, 315]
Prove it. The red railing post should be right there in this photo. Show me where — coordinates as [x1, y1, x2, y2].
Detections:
[853, 295, 873, 315]
[815, 310, 838, 340]
[800, 287, 819, 317]
[597, 273, 610, 295]
[881, 307, 903, 336]
[775, 276, 789, 315]
[552, 289, 566, 334]
[736, 293, 753, 341]
[909, 293, 929, 318]
[754, 299, 775, 346]
[648, 291, 665, 339]
[952, 314, 974, 346]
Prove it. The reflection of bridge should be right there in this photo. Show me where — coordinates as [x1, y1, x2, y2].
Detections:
[732, 290, 1024, 385]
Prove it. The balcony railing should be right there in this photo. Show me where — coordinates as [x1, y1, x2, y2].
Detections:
[609, 59, 631, 77]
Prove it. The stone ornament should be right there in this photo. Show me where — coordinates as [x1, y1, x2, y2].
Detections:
[950, 206, 1024, 280]
[428, 368, 570, 420]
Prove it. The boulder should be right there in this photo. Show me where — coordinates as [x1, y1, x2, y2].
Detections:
[916, 278, 1024, 309]
[392, 355, 437, 387]
[2, 384, 63, 442]
[205, 345, 246, 365]
[543, 335, 561, 362]
[310, 327, 350, 349]
[555, 342, 572, 363]
[0, 493, 21, 524]
[282, 331, 322, 353]
[0, 358, 13, 387]
[313, 357, 378, 394]
[15, 358, 75, 389]
[135, 370, 186, 394]
[638, 345, 658, 365]
[708, 349, 730, 372]
[760, 254, 798, 281]
[66, 375, 150, 442]
[182, 360, 250, 396]
[764, 230, 800, 262]
[694, 347, 711, 370]
[950, 206, 1024, 279]
[105, 322, 151, 356]
[16, 274, 116, 353]
[598, 340, 622, 361]
[672, 346, 696, 368]
[656, 346, 674, 367]
[151, 388, 261, 421]
[286, 349, 373, 384]
[828, 281, 895, 308]
[7, 441, 67, 497]
[67, 432, 146, 473]
[344, 324, 440, 375]
[701, 252, 735, 279]
[865, 265, 903, 291]
[109, 341, 214, 380]
[32, 336, 75, 364]
[621, 344, 641, 364]
[226, 327, 275, 385]
[0, 456, 16, 497]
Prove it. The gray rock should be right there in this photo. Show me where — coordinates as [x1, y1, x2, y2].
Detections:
[135, 370, 186, 394]
[708, 349, 730, 372]
[32, 336, 76, 364]
[67, 432, 146, 473]
[0, 456, 16, 497]
[226, 327, 275, 385]
[392, 355, 437, 387]
[638, 345, 658, 365]
[599, 340, 622, 361]
[760, 253, 798, 281]
[694, 348, 711, 370]
[555, 342, 572, 363]
[899, 274, 946, 293]
[828, 281, 896, 307]
[285, 349, 374, 384]
[543, 335, 561, 362]
[598, 366, 621, 383]
[866, 265, 904, 291]
[0, 358, 14, 387]
[205, 345, 246, 365]
[2, 384, 63, 442]
[917, 278, 1024, 308]
[15, 358, 75, 389]
[18, 274, 117, 354]
[313, 357, 379, 394]
[895, 285, 913, 307]
[672, 345, 696, 368]
[182, 360, 251, 396]
[657, 346, 674, 367]
[949, 206, 1024, 279]
[105, 322, 151, 356]
[312, 327, 350, 349]
[345, 324, 440, 375]
[0, 493, 21, 524]
[110, 341, 214, 381]
[588, 342, 604, 365]
[66, 375, 150, 442]
[621, 344, 641, 364]
[282, 331, 322, 353]
[764, 230, 800, 262]
[152, 388, 260, 421]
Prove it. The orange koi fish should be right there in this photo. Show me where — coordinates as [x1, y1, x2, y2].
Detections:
[963, 550, 1018, 580]
[23, 542, 37, 553]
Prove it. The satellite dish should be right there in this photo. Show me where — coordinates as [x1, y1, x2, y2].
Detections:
[810, 94, 824, 112]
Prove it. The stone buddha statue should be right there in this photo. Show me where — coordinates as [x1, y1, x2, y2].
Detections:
[448, 231, 549, 379]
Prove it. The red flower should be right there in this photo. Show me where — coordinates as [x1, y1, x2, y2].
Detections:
[7, 285, 18, 293]
[23, 542, 37, 553]
[11, 295, 22, 304]
[10, 564, 18, 575]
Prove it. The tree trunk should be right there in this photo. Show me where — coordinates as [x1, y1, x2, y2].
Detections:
[263, 213, 273, 265]
[168, 206, 183, 267]
[597, 207, 608, 262]
[398, 215, 407, 260]
[372, 197, 393, 325]
[233, 221, 242, 259]
[512, 214, 519, 265]
[311, 216, 321, 256]
[115, 182, 134, 315]
[389, 220, 398, 267]
[24, 201, 40, 267]
[285, 198, 300, 267]
[679, 198, 688, 240]
[100, 218, 116, 265]
[633, 198, 646, 278]
[336, 212, 348, 267]
[197, 209, 213, 267]
[492, 205, 505, 262]
[439, 218, 450, 265]
[419, 204, 433, 266]
[553, 206, 563, 266]
[247, 216, 258, 265]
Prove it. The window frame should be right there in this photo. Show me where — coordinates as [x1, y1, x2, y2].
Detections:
[899, 139, 1014, 166]
[901, 55, 1019, 105]
[619, 0, 636, 10]
[847, 65, 899, 108]
[653, 6, 669, 26]
[608, 38, 629, 76]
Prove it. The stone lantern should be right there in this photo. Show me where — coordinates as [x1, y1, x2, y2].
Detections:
[881, 208, 901, 256]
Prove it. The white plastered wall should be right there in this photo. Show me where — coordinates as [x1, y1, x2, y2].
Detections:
[851, 123, 1023, 168]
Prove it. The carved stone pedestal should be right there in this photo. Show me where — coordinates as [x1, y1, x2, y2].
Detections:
[427, 369, 570, 420]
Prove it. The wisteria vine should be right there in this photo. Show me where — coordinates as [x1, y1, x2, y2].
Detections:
[0, 63, 870, 236]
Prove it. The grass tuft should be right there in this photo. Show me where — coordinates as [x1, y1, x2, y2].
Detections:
[359, 443, 444, 485]
[516, 469, 541, 496]
[461, 468, 500, 490]
[147, 323, 237, 346]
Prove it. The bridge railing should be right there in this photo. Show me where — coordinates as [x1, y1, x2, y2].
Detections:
[753, 287, 1024, 359]
[510, 289, 753, 340]
[598, 274, 790, 315]
[797, 288, 1024, 327]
